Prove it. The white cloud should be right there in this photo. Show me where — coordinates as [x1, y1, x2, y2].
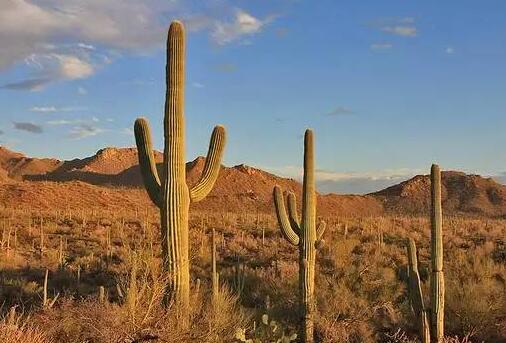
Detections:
[264, 165, 423, 194]
[192, 82, 204, 88]
[382, 26, 417, 37]
[54, 54, 94, 79]
[446, 47, 455, 54]
[77, 43, 95, 50]
[77, 86, 88, 95]
[68, 124, 105, 139]
[0, 0, 179, 70]
[4, 52, 97, 90]
[370, 43, 393, 50]
[0, 2, 277, 89]
[30, 105, 86, 113]
[211, 10, 273, 45]
[374, 17, 418, 37]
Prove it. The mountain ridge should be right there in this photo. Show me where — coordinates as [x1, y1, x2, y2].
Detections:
[1, 145, 505, 217]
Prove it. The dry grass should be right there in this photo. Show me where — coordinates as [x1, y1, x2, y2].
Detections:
[0, 206, 504, 342]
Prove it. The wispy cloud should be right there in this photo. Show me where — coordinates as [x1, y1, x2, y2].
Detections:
[77, 86, 88, 95]
[13, 122, 43, 134]
[192, 82, 205, 88]
[327, 106, 355, 116]
[370, 43, 393, 51]
[211, 10, 274, 45]
[68, 124, 105, 139]
[263, 165, 423, 194]
[2, 78, 50, 91]
[374, 17, 418, 37]
[446, 47, 455, 54]
[382, 26, 417, 37]
[30, 105, 86, 113]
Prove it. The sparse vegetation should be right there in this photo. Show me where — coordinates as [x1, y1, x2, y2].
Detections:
[1, 18, 505, 343]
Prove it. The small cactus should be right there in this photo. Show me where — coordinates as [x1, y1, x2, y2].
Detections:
[273, 129, 326, 343]
[406, 238, 430, 343]
[234, 314, 297, 343]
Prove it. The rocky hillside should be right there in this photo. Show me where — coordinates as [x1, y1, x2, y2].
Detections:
[1, 146, 505, 217]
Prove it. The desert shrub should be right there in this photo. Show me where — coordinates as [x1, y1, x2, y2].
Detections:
[0, 307, 51, 343]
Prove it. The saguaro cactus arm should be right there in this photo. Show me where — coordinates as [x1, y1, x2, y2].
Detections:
[189, 125, 226, 202]
[134, 118, 162, 207]
[407, 238, 430, 343]
[316, 221, 326, 241]
[287, 192, 301, 231]
[273, 186, 300, 246]
[407, 238, 426, 314]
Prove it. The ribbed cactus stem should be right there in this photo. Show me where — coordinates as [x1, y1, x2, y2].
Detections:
[212, 228, 219, 303]
[430, 164, 445, 342]
[134, 20, 226, 317]
[272, 129, 325, 343]
[301, 130, 316, 343]
[407, 238, 430, 343]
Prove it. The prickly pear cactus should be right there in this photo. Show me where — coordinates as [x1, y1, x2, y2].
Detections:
[234, 314, 298, 343]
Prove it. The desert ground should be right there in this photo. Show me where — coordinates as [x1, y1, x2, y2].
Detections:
[0, 146, 505, 342]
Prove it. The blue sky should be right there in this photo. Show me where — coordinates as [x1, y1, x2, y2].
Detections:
[0, 0, 505, 194]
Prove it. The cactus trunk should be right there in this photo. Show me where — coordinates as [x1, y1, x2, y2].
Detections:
[430, 164, 445, 342]
[134, 21, 226, 318]
[273, 129, 325, 343]
[300, 130, 316, 343]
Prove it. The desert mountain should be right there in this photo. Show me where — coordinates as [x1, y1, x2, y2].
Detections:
[1, 146, 505, 217]
[373, 171, 506, 217]
[0, 146, 62, 180]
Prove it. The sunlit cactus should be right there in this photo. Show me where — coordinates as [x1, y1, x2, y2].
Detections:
[404, 164, 445, 343]
[430, 164, 445, 342]
[273, 129, 326, 343]
[134, 20, 226, 315]
[406, 238, 430, 343]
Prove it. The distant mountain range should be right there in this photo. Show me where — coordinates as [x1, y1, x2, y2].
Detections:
[1, 146, 505, 218]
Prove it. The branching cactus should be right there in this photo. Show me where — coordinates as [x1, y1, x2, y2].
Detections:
[134, 21, 226, 313]
[273, 129, 326, 343]
[430, 164, 445, 342]
[405, 164, 444, 343]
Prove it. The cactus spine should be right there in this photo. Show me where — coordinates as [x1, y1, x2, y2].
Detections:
[430, 164, 444, 342]
[406, 238, 430, 343]
[134, 21, 226, 312]
[273, 129, 326, 343]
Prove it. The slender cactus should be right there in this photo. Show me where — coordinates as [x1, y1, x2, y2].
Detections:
[273, 129, 326, 343]
[43, 268, 48, 307]
[406, 238, 430, 343]
[430, 164, 445, 342]
[134, 21, 226, 313]
[211, 228, 219, 303]
[404, 164, 445, 343]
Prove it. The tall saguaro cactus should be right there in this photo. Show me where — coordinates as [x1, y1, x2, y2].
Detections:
[430, 164, 444, 342]
[405, 164, 444, 343]
[273, 129, 326, 343]
[134, 21, 226, 312]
